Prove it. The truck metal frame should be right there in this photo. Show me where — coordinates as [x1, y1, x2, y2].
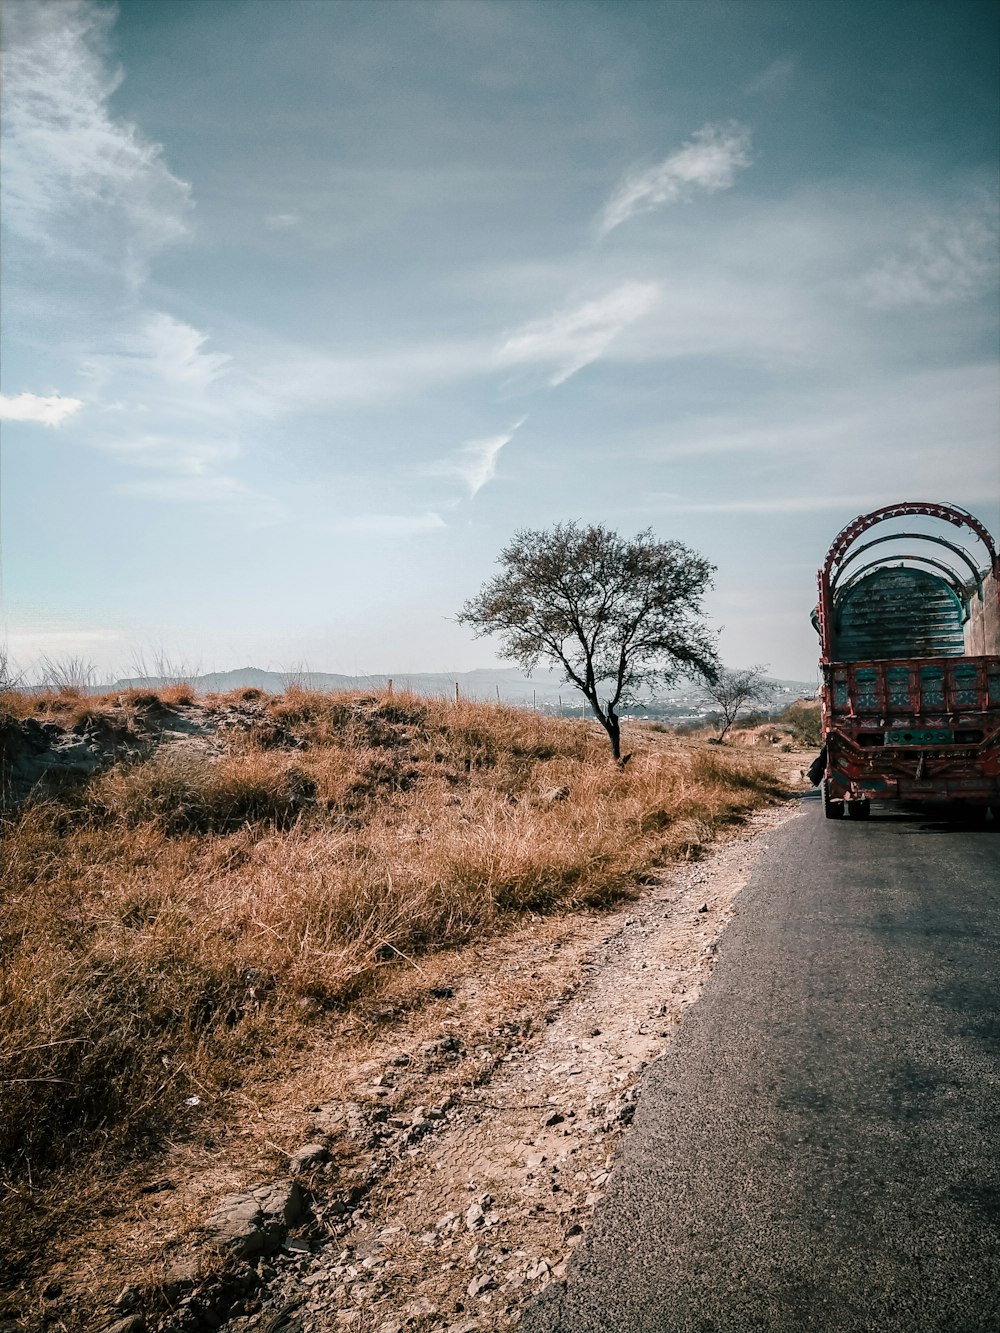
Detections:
[815, 502, 1000, 820]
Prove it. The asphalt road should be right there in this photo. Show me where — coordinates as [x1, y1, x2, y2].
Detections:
[521, 796, 1000, 1333]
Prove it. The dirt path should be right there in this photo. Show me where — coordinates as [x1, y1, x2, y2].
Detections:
[232, 795, 806, 1333]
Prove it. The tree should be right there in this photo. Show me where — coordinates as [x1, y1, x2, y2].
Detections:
[700, 665, 775, 741]
[458, 522, 719, 760]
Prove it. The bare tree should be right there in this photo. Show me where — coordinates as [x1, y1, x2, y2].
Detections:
[458, 522, 719, 760]
[701, 665, 775, 741]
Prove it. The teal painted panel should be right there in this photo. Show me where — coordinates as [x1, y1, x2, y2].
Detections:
[834, 567, 965, 662]
[885, 727, 953, 744]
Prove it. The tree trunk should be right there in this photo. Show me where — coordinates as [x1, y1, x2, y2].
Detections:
[583, 693, 622, 761]
[606, 710, 621, 761]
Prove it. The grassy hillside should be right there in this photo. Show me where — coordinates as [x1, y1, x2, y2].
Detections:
[1, 686, 783, 1292]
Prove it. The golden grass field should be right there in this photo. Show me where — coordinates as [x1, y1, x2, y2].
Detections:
[0, 686, 792, 1307]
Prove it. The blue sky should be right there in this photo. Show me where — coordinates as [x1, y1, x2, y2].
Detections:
[2, 0, 998, 682]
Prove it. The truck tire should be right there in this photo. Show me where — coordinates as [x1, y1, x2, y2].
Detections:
[953, 803, 987, 826]
[822, 779, 844, 820]
[847, 799, 871, 820]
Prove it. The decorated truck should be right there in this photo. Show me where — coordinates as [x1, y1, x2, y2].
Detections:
[812, 501, 1000, 821]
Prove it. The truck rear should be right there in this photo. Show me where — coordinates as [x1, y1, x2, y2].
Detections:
[813, 501, 1000, 820]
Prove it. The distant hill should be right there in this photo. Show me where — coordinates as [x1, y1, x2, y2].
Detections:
[111, 666, 574, 704]
[111, 666, 816, 711]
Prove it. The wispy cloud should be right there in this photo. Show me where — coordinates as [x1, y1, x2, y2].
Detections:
[498, 283, 659, 385]
[435, 418, 527, 496]
[599, 122, 752, 235]
[644, 493, 890, 515]
[256, 340, 492, 411]
[79, 312, 232, 397]
[628, 362, 999, 522]
[860, 201, 1000, 307]
[138, 313, 232, 387]
[744, 57, 795, 96]
[264, 213, 301, 230]
[75, 312, 242, 483]
[643, 363, 998, 463]
[0, 392, 84, 426]
[0, 0, 192, 277]
[0, 5, 260, 518]
[98, 431, 241, 478]
[331, 512, 448, 537]
[115, 474, 283, 524]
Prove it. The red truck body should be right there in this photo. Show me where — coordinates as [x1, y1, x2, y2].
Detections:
[815, 502, 1000, 820]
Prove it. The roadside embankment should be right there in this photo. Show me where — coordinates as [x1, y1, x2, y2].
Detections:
[0, 686, 789, 1331]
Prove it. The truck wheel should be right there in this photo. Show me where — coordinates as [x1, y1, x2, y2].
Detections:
[954, 803, 987, 826]
[822, 779, 844, 820]
[847, 800, 871, 820]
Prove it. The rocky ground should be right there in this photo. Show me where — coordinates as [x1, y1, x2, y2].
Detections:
[4, 692, 811, 1333]
[0, 692, 302, 809]
[153, 795, 805, 1333]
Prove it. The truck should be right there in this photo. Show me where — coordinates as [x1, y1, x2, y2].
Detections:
[812, 501, 1000, 821]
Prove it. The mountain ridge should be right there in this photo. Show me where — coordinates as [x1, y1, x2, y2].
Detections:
[111, 666, 816, 707]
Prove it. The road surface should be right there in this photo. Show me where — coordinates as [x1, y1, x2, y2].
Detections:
[521, 796, 1000, 1333]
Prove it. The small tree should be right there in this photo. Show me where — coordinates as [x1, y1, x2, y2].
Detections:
[458, 522, 719, 760]
[701, 665, 775, 741]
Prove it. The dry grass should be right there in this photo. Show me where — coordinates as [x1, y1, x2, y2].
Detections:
[1, 689, 782, 1294]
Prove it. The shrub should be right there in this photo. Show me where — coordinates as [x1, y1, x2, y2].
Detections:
[85, 750, 317, 832]
[778, 699, 822, 746]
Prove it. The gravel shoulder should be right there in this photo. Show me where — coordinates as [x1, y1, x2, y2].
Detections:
[229, 794, 807, 1333]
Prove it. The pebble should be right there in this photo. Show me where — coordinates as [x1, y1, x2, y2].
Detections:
[101, 1318, 145, 1333]
[467, 1273, 496, 1298]
[402, 1296, 438, 1319]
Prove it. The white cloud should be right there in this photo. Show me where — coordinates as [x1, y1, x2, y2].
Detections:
[79, 312, 232, 401]
[139, 313, 232, 387]
[100, 432, 240, 477]
[457, 431, 516, 496]
[498, 282, 660, 385]
[0, 0, 192, 276]
[744, 57, 795, 95]
[264, 213, 301, 230]
[70, 311, 242, 488]
[860, 203, 1000, 307]
[0, 6, 250, 513]
[331, 512, 447, 537]
[437, 418, 527, 496]
[599, 122, 752, 235]
[0, 391, 84, 426]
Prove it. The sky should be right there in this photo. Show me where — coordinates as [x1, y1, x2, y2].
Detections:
[1, 0, 998, 684]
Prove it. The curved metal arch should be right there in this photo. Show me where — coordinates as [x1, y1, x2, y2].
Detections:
[823, 501, 997, 579]
[830, 531, 984, 594]
[836, 555, 971, 604]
